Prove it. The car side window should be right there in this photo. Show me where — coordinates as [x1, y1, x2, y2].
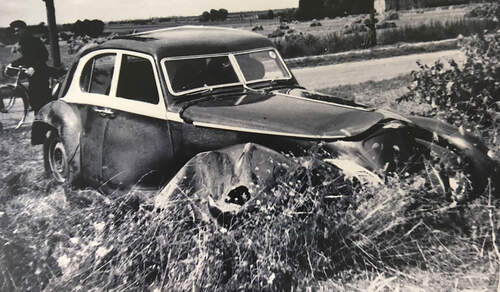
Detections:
[79, 53, 116, 95]
[116, 55, 159, 104]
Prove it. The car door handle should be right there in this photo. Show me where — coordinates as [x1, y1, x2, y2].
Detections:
[92, 106, 116, 118]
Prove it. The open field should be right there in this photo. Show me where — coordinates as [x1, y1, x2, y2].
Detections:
[105, 5, 473, 37]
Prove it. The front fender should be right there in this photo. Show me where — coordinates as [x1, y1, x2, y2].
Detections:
[406, 115, 499, 196]
[32, 100, 82, 180]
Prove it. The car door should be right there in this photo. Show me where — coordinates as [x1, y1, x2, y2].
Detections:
[100, 52, 174, 188]
[72, 52, 118, 185]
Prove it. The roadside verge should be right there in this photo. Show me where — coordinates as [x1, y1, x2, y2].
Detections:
[285, 38, 458, 68]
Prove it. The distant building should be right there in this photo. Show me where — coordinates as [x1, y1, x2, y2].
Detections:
[374, 0, 421, 12]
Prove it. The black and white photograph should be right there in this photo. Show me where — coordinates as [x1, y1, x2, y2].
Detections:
[0, 0, 499, 290]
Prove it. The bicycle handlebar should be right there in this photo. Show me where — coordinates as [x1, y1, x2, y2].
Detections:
[4, 64, 35, 78]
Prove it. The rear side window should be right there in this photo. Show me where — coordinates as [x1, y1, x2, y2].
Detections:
[80, 53, 116, 95]
[116, 55, 159, 104]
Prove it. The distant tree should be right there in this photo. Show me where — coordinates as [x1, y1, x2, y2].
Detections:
[200, 8, 229, 21]
[267, 9, 275, 19]
[210, 9, 221, 21]
[26, 22, 49, 37]
[89, 19, 105, 37]
[218, 8, 229, 20]
[200, 11, 211, 22]
[71, 19, 104, 37]
[258, 9, 275, 20]
[61, 23, 72, 32]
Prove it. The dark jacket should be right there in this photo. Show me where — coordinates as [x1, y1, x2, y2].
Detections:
[11, 32, 51, 112]
[12, 33, 49, 68]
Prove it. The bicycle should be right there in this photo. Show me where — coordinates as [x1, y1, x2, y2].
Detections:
[0, 64, 31, 130]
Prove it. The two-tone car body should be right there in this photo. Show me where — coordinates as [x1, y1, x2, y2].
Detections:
[32, 26, 498, 196]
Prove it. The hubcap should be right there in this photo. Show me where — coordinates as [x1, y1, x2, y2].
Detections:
[50, 139, 67, 182]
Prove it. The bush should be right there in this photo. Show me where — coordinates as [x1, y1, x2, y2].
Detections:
[343, 23, 367, 34]
[466, 3, 500, 20]
[279, 23, 290, 30]
[398, 31, 500, 133]
[310, 20, 322, 27]
[376, 21, 397, 29]
[268, 29, 285, 38]
[384, 11, 400, 20]
[363, 17, 379, 27]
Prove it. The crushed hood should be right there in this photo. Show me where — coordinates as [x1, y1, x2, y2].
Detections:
[180, 89, 387, 139]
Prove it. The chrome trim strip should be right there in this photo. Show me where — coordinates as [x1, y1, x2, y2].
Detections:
[275, 90, 375, 112]
[191, 121, 345, 139]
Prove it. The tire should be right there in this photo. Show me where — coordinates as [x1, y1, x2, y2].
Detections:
[418, 140, 484, 201]
[0, 84, 29, 129]
[44, 132, 71, 183]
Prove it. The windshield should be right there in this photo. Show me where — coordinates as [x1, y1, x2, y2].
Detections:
[234, 50, 290, 82]
[164, 56, 239, 93]
[163, 48, 291, 96]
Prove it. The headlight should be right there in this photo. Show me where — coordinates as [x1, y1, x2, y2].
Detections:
[382, 120, 406, 129]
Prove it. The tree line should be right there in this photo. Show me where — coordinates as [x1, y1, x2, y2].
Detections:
[199, 9, 229, 22]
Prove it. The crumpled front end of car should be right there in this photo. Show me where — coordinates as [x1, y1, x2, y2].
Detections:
[318, 119, 424, 175]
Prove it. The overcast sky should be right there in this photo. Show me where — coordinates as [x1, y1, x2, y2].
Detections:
[1, 0, 299, 27]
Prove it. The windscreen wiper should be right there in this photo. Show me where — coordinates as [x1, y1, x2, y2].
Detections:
[180, 86, 214, 97]
[263, 79, 304, 92]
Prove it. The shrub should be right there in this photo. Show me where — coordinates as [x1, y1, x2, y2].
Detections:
[310, 20, 322, 27]
[397, 31, 500, 133]
[343, 23, 367, 34]
[376, 21, 397, 29]
[466, 3, 500, 20]
[384, 11, 400, 20]
[252, 25, 264, 31]
[268, 29, 285, 38]
[279, 23, 290, 30]
[363, 17, 379, 27]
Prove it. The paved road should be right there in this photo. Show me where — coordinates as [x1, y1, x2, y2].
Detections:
[293, 49, 464, 89]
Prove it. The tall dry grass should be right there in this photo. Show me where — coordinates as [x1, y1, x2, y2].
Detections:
[40, 151, 499, 291]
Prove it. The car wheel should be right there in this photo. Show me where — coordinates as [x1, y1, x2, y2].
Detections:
[44, 132, 71, 183]
[419, 140, 477, 201]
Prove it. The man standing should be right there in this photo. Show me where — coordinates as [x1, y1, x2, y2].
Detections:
[9, 20, 52, 114]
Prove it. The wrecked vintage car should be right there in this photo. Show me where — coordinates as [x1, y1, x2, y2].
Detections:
[31, 26, 498, 196]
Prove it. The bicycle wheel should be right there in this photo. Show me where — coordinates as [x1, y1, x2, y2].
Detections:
[0, 84, 29, 130]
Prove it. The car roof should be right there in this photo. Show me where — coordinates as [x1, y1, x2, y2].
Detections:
[82, 26, 275, 59]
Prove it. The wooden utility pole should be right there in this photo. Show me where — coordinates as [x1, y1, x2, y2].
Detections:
[368, 0, 377, 48]
[42, 0, 61, 67]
